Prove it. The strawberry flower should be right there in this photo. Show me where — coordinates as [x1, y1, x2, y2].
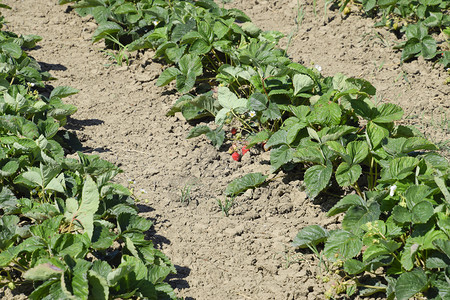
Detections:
[389, 184, 397, 197]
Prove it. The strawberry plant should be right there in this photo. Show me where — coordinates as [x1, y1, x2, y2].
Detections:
[0, 5, 177, 299]
[58, 0, 449, 298]
[336, 0, 450, 66]
[293, 154, 450, 298]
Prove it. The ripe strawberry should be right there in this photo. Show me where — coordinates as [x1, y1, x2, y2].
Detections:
[231, 152, 240, 161]
[242, 146, 249, 155]
[231, 127, 237, 135]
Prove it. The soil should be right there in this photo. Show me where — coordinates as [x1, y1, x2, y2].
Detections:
[1, 0, 449, 299]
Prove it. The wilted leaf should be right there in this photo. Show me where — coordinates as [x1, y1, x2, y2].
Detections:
[23, 263, 63, 281]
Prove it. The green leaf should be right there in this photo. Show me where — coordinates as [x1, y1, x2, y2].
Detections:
[77, 175, 99, 239]
[402, 137, 438, 153]
[335, 162, 362, 187]
[323, 230, 363, 262]
[186, 125, 211, 139]
[88, 270, 109, 300]
[0, 160, 19, 177]
[425, 252, 450, 269]
[20, 122, 39, 140]
[372, 103, 403, 123]
[363, 240, 401, 262]
[217, 86, 247, 110]
[292, 225, 329, 248]
[393, 205, 411, 223]
[205, 127, 225, 149]
[382, 157, 419, 181]
[92, 22, 122, 43]
[50, 86, 79, 99]
[293, 74, 314, 96]
[270, 145, 294, 171]
[319, 125, 357, 143]
[344, 259, 366, 274]
[421, 35, 437, 59]
[404, 185, 433, 209]
[261, 102, 281, 122]
[115, 3, 137, 14]
[171, 18, 196, 42]
[266, 130, 287, 148]
[179, 54, 202, 77]
[156, 67, 181, 87]
[433, 239, 450, 259]
[310, 100, 341, 126]
[106, 264, 135, 286]
[295, 145, 325, 164]
[14, 168, 42, 188]
[241, 22, 261, 37]
[23, 263, 63, 281]
[91, 224, 115, 250]
[347, 141, 369, 164]
[411, 201, 434, 224]
[46, 173, 65, 194]
[247, 92, 268, 111]
[342, 202, 380, 235]
[247, 131, 270, 147]
[176, 71, 197, 94]
[286, 122, 306, 145]
[29, 280, 58, 300]
[395, 268, 428, 300]
[402, 38, 421, 61]
[327, 194, 365, 216]
[326, 141, 347, 160]
[225, 173, 267, 197]
[304, 163, 332, 199]
[72, 259, 91, 300]
[434, 176, 450, 206]
[1, 42, 22, 59]
[38, 118, 60, 139]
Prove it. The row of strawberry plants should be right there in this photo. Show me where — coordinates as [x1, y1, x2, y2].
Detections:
[58, 0, 450, 298]
[338, 0, 449, 67]
[0, 4, 177, 299]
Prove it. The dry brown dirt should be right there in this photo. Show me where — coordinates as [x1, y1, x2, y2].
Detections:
[1, 0, 449, 299]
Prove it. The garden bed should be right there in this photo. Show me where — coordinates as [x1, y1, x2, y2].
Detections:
[1, 0, 448, 299]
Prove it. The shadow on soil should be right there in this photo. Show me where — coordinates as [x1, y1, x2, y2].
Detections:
[167, 265, 192, 293]
[38, 61, 67, 72]
[142, 213, 193, 298]
[66, 116, 104, 131]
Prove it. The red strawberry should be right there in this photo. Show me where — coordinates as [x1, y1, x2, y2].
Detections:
[242, 146, 249, 155]
[231, 127, 237, 135]
[231, 152, 240, 161]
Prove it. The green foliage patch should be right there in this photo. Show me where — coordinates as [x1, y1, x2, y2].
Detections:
[0, 4, 176, 299]
[57, 0, 449, 298]
[337, 0, 450, 67]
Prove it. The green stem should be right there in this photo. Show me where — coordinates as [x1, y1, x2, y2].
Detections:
[205, 55, 219, 72]
[356, 283, 386, 290]
[352, 182, 363, 197]
[211, 49, 223, 66]
[231, 110, 257, 133]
